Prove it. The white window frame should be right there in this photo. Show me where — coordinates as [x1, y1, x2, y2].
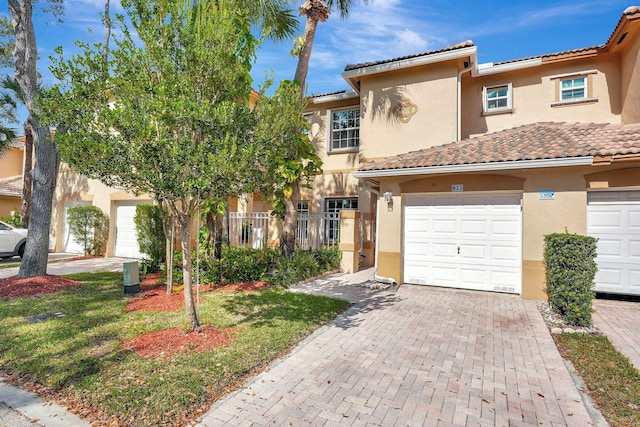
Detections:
[482, 83, 512, 114]
[326, 106, 360, 153]
[323, 196, 358, 243]
[560, 77, 586, 101]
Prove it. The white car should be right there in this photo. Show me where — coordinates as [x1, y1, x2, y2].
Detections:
[0, 220, 28, 259]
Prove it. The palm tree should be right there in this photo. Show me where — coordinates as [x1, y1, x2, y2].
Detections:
[279, 0, 367, 255]
[294, 0, 367, 92]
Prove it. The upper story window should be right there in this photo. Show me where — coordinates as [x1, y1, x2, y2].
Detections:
[329, 108, 360, 151]
[550, 70, 598, 107]
[482, 83, 512, 114]
[560, 77, 586, 100]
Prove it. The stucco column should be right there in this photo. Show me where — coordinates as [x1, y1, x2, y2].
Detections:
[339, 210, 360, 274]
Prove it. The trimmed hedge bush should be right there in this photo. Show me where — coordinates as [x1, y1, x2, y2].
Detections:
[544, 232, 598, 326]
[67, 205, 109, 255]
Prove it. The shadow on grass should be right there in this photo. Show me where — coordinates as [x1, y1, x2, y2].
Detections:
[0, 272, 139, 387]
[218, 281, 402, 331]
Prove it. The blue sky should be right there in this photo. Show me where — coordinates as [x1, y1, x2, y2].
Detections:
[0, 0, 633, 127]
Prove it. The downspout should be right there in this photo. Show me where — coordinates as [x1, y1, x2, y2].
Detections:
[362, 183, 397, 286]
[457, 62, 474, 141]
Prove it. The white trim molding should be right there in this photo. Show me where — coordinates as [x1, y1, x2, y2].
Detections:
[310, 89, 359, 104]
[352, 157, 594, 179]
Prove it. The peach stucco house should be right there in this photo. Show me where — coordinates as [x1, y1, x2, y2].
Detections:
[0, 137, 25, 218]
[301, 6, 640, 299]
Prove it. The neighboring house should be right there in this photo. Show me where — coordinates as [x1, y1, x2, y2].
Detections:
[302, 6, 640, 298]
[0, 137, 25, 217]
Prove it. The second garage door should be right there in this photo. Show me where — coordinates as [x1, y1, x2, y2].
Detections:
[114, 203, 144, 259]
[404, 193, 522, 294]
[587, 191, 640, 295]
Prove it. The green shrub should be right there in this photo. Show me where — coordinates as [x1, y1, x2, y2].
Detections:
[165, 246, 341, 287]
[544, 232, 598, 326]
[67, 205, 108, 255]
[134, 204, 167, 273]
[219, 247, 279, 284]
[0, 211, 22, 228]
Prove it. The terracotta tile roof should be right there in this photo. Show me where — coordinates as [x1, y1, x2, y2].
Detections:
[309, 89, 349, 98]
[7, 136, 25, 149]
[359, 122, 640, 172]
[493, 44, 603, 66]
[0, 175, 22, 198]
[344, 40, 475, 72]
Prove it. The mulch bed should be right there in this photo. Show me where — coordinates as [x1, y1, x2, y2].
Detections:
[0, 274, 79, 299]
[122, 326, 240, 359]
[0, 272, 275, 425]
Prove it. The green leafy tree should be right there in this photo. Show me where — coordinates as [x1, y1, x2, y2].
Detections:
[0, 16, 17, 147]
[42, 0, 266, 329]
[66, 205, 108, 256]
[255, 79, 321, 253]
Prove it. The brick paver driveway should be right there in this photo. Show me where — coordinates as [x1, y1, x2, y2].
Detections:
[199, 273, 594, 426]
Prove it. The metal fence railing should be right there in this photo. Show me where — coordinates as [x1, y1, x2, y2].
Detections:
[228, 212, 270, 249]
[296, 212, 341, 250]
[228, 211, 341, 250]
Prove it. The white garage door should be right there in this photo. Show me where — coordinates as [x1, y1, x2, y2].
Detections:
[404, 193, 522, 294]
[587, 191, 640, 295]
[63, 201, 91, 254]
[114, 203, 144, 259]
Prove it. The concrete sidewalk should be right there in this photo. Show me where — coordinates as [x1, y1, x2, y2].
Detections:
[0, 256, 133, 279]
[0, 374, 89, 427]
[198, 270, 598, 426]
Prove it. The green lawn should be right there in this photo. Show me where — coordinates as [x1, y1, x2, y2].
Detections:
[0, 272, 348, 426]
[554, 333, 640, 427]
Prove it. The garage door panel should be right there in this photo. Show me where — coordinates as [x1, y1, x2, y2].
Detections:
[589, 209, 622, 228]
[115, 204, 144, 259]
[596, 238, 624, 258]
[461, 219, 487, 235]
[630, 212, 640, 229]
[404, 193, 522, 294]
[631, 270, 640, 293]
[432, 218, 457, 235]
[460, 244, 487, 261]
[432, 265, 457, 284]
[459, 268, 487, 286]
[491, 219, 521, 236]
[588, 191, 640, 295]
[492, 270, 520, 287]
[631, 241, 640, 259]
[491, 245, 520, 263]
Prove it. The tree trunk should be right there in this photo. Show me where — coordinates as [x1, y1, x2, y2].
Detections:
[294, 1, 329, 95]
[18, 120, 59, 278]
[9, 0, 60, 278]
[179, 218, 200, 330]
[281, 181, 299, 256]
[214, 213, 223, 259]
[293, 14, 319, 94]
[158, 200, 173, 294]
[20, 124, 32, 228]
[223, 204, 229, 248]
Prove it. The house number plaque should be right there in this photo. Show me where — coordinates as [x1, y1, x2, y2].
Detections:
[451, 184, 464, 192]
